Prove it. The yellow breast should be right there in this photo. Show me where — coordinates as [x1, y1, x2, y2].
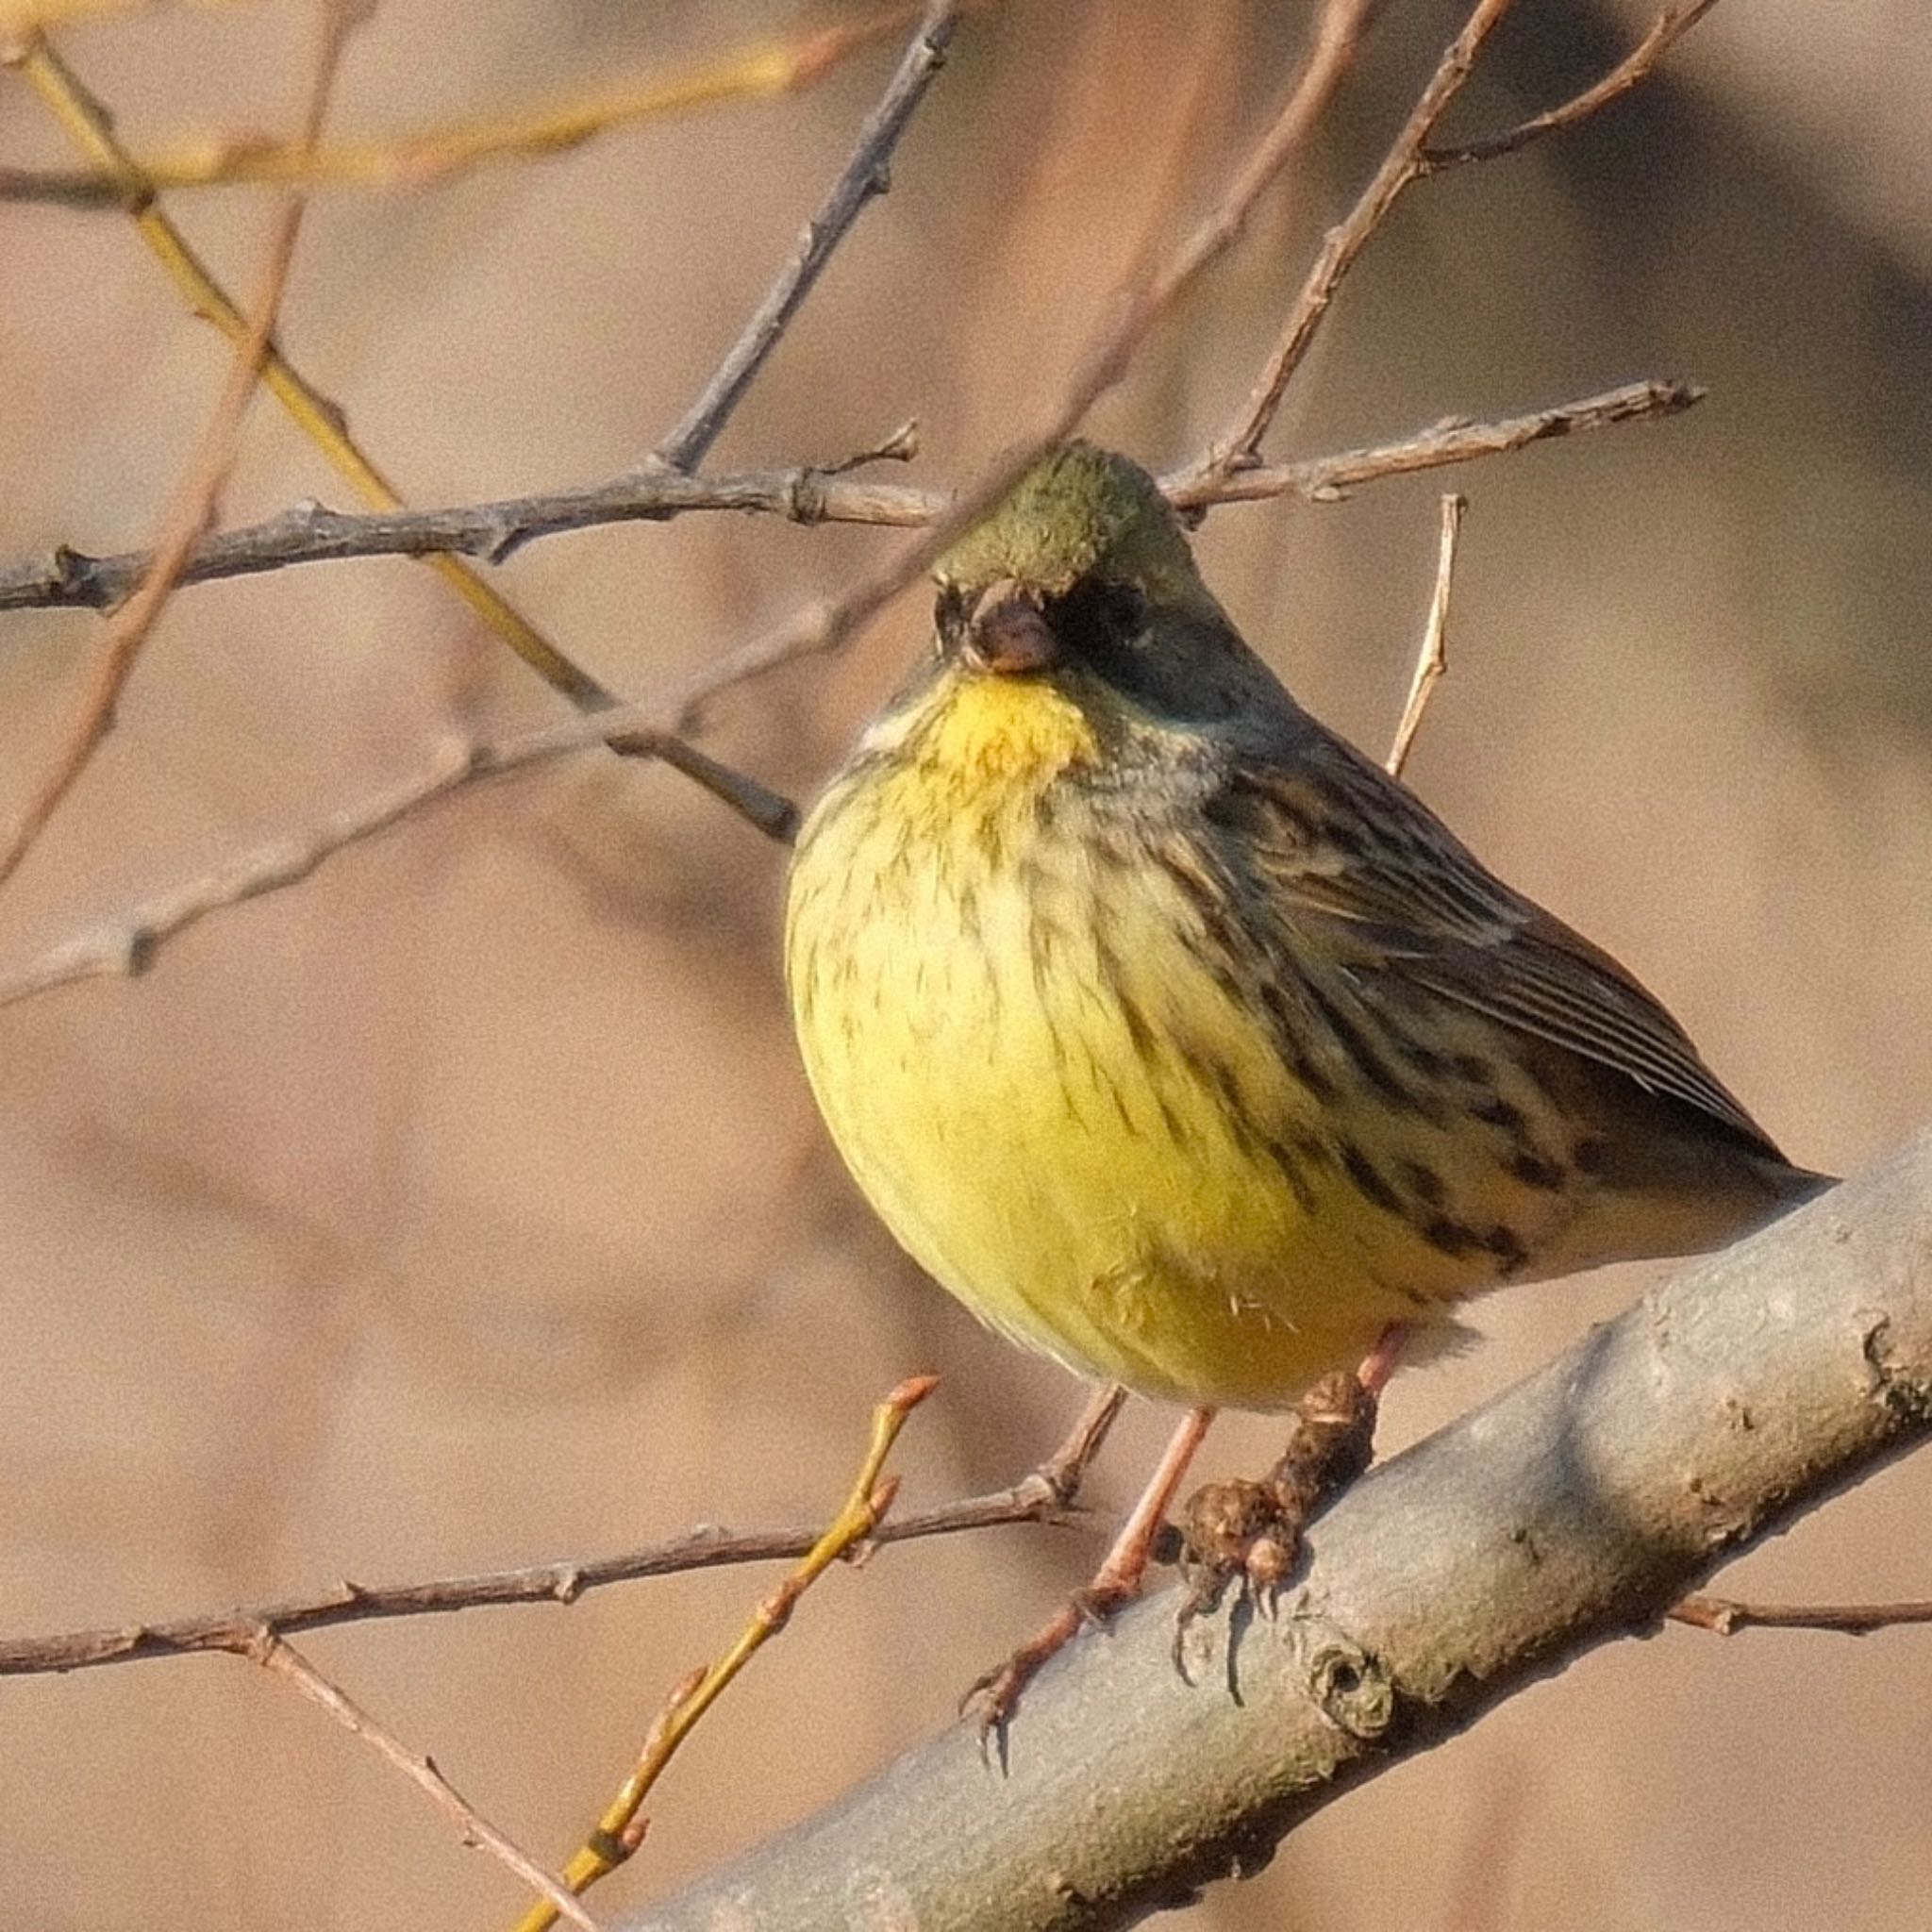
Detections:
[786, 673, 1562, 1408]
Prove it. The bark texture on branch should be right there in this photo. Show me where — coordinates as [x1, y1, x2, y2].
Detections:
[625, 1127, 1932, 1931]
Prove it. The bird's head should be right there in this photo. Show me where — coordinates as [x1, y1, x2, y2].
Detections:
[929, 444, 1270, 727]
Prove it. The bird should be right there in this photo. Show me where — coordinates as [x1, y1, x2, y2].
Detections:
[783, 441, 1828, 1709]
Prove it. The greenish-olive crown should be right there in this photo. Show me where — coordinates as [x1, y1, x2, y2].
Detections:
[936, 443, 1213, 611]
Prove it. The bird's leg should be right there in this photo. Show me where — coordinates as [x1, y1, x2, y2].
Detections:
[966, 1403, 1215, 1733]
[1355, 1321, 1409, 1400]
[1175, 1324, 1409, 1638]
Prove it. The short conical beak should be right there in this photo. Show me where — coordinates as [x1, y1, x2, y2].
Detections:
[961, 578, 1058, 675]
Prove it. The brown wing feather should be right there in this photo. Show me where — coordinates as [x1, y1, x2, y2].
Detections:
[1223, 741, 1782, 1157]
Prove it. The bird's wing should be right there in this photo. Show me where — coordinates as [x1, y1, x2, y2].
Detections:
[1219, 743, 1779, 1151]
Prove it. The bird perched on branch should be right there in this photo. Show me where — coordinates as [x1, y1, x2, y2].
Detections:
[785, 441, 1827, 1713]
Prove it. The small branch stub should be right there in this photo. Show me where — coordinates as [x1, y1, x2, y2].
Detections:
[1386, 491, 1465, 779]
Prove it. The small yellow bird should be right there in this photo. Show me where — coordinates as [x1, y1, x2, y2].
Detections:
[789, 441, 1822, 1398]
[785, 443, 1826, 1690]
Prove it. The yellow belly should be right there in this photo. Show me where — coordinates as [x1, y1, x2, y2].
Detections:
[785, 681, 1568, 1409]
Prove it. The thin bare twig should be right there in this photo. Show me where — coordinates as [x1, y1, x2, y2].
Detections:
[1423, 0, 1721, 169]
[250, 1633, 598, 1931]
[0, 383, 1696, 617]
[0, 1383, 1120, 1676]
[1180, 0, 1724, 489]
[1669, 1593, 1932, 1636]
[1186, 0, 1519, 487]
[0, 3, 359, 892]
[675, 0, 1379, 731]
[653, 3, 960, 471]
[1385, 491, 1465, 779]
[1041, 1382, 1129, 1500]
[1159, 380, 1701, 508]
[512, 1376, 937, 1932]
[0, 722, 707, 1011]
[0, 739, 456, 1009]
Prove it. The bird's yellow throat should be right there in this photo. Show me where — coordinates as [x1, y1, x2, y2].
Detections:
[900, 667, 1100, 789]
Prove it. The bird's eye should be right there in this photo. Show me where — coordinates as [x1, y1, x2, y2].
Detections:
[1047, 579, 1145, 658]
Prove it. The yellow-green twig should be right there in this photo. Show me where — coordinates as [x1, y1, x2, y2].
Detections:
[0, 0, 226, 36]
[512, 1374, 938, 1932]
[0, 0, 1012, 204]
[5, 31, 804, 841]
[6, 1, 950, 199]
[6, 32, 608, 705]
[0, 2, 358, 891]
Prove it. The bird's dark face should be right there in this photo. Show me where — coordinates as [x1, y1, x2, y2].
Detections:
[917, 442, 1300, 741]
[934, 571, 1151, 682]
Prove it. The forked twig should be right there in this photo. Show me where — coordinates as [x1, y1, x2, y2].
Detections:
[1176, 0, 1725, 489]
[1424, 0, 1721, 169]
[1185, 0, 1520, 487]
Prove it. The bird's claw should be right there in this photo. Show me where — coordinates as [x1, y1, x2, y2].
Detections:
[961, 1574, 1141, 1740]
[1168, 1368, 1382, 1668]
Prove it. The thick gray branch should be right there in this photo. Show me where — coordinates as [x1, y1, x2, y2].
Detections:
[625, 1127, 1932, 1932]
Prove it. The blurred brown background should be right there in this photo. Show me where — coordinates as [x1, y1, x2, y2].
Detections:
[1, 1, 1927, 1926]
